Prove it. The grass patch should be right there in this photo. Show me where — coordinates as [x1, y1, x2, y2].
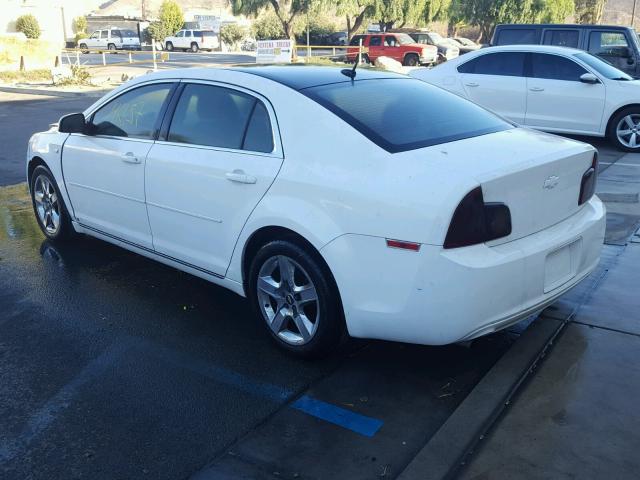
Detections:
[0, 68, 51, 83]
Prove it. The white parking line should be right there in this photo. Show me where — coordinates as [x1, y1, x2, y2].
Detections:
[599, 162, 640, 167]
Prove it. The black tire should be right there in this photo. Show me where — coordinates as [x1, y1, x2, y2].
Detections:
[79, 43, 89, 54]
[30, 165, 76, 242]
[165, 42, 173, 51]
[190, 42, 199, 53]
[607, 107, 640, 152]
[247, 240, 345, 358]
[108, 43, 116, 53]
[403, 53, 419, 66]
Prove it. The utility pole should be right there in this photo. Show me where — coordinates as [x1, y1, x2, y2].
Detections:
[633, 0, 638, 28]
[141, 0, 146, 19]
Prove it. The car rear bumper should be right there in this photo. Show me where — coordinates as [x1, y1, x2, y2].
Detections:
[321, 196, 605, 345]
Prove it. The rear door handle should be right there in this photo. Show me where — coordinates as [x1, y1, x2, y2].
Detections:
[121, 152, 141, 164]
[529, 87, 545, 92]
[465, 82, 479, 87]
[226, 170, 257, 184]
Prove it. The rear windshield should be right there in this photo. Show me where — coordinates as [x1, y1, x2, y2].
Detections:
[303, 78, 511, 153]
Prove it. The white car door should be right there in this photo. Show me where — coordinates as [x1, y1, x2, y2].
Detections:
[62, 82, 176, 249]
[457, 51, 528, 124]
[85, 30, 101, 49]
[174, 30, 186, 49]
[525, 53, 606, 134]
[145, 81, 283, 277]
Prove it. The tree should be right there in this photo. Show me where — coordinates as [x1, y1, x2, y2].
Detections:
[371, 0, 429, 31]
[221, 23, 247, 50]
[231, 0, 318, 41]
[574, 0, 604, 23]
[15, 14, 41, 39]
[336, 0, 376, 40]
[148, 0, 184, 41]
[73, 16, 87, 34]
[252, 9, 287, 40]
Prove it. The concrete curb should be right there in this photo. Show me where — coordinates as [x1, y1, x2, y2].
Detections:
[0, 85, 111, 98]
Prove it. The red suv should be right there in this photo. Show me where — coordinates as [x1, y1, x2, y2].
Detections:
[347, 33, 438, 66]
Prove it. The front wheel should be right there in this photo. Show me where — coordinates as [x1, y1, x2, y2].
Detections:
[165, 42, 173, 51]
[248, 240, 345, 358]
[79, 43, 89, 54]
[403, 53, 419, 66]
[190, 42, 199, 53]
[30, 165, 76, 242]
[609, 107, 640, 152]
[108, 43, 116, 53]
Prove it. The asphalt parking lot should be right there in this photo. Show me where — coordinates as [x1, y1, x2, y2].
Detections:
[0, 91, 634, 480]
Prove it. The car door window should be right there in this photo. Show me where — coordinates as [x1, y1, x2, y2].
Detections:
[530, 53, 587, 81]
[185, 31, 192, 38]
[243, 102, 274, 153]
[496, 29, 538, 45]
[89, 31, 99, 39]
[384, 36, 397, 47]
[589, 31, 631, 58]
[349, 35, 364, 46]
[543, 30, 579, 48]
[90, 84, 173, 139]
[167, 84, 257, 150]
[100, 31, 108, 39]
[369, 36, 382, 47]
[458, 52, 526, 76]
[176, 31, 184, 38]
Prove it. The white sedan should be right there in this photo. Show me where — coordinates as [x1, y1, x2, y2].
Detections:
[410, 45, 640, 151]
[26, 66, 605, 357]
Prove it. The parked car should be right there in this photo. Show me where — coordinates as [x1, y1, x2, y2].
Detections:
[410, 45, 640, 151]
[409, 31, 460, 61]
[452, 37, 481, 54]
[80, 28, 141, 52]
[328, 32, 348, 46]
[164, 29, 219, 52]
[347, 33, 438, 66]
[492, 24, 640, 77]
[27, 66, 604, 357]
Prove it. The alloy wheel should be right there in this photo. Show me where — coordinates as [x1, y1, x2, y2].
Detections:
[256, 255, 320, 345]
[616, 114, 640, 149]
[33, 174, 61, 235]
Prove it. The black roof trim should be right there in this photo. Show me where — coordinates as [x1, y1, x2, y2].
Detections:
[233, 65, 406, 91]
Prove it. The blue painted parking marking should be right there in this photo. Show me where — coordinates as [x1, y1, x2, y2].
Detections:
[291, 395, 384, 437]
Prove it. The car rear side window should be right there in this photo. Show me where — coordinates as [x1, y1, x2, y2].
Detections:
[530, 53, 587, 81]
[543, 29, 579, 48]
[349, 35, 365, 46]
[304, 78, 511, 153]
[91, 83, 172, 139]
[168, 84, 271, 152]
[369, 36, 382, 46]
[243, 102, 274, 153]
[496, 29, 538, 45]
[458, 52, 525, 76]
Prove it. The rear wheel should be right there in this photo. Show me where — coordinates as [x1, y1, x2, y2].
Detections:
[30, 165, 76, 242]
[609, 107, 640, 152]
[248, 240, 345, 358]
[165, 41, 173, 51]
[190, 42, 199, 53]
[403, 53, 419, 66]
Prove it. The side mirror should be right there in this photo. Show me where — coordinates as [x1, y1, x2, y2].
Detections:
[58, 112, 86, 134]
[580, 73, 599, 84]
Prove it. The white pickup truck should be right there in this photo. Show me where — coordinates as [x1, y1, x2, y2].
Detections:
[164, 29, 219, 52]
[79, 28, 141, 52]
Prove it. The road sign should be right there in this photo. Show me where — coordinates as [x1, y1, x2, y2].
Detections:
[256, 40, 293, 64]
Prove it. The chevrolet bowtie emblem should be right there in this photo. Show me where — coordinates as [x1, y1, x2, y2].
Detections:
[543, 175, 560, 190]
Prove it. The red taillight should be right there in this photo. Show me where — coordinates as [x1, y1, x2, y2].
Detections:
[386, 239, 421, 251]
[444, 187, 512, 249]
[579, 152, 598, 205]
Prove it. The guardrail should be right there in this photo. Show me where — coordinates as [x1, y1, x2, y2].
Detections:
[293, 44, 367, 62]
[60, 45, 170, 69]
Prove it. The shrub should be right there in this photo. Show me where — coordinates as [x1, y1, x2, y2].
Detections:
[15, 14, 41, 39]
[74, 16, 87, 34]
[252, 10, 286, 40]
[220, 24, 246, 50]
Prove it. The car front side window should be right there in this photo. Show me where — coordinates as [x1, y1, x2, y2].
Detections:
[530, 53, 587, 81]
[167, 84, 270, 151]
[90, 83, 173, 139]
[369, 36, 382, 47]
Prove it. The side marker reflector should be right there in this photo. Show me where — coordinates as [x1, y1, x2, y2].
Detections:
[386, 239, 421, 251]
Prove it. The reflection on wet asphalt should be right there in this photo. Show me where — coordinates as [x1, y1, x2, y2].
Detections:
[0, 185, 515, 479]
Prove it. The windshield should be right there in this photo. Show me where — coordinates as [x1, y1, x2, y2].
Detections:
[575, 52, 632, 80]
[303, 78, 511, 153]
[429, 33, 444, 42]
[396, 34, 416, 45]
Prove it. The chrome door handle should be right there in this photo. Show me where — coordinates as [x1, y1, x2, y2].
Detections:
[226, 170, 257, 184]
[465, 82, 479, 87]
[529, 87, 545, 92]
[121, 152, 141, 164]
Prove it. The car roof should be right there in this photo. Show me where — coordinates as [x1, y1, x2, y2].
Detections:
[474, 45, 584, 55]
[495, 23, 632, 30]
[233, 65, 405, 90]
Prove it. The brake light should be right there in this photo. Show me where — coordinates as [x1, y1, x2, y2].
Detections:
[444, 187, 512, 249]
[579, 152, 598, 205]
